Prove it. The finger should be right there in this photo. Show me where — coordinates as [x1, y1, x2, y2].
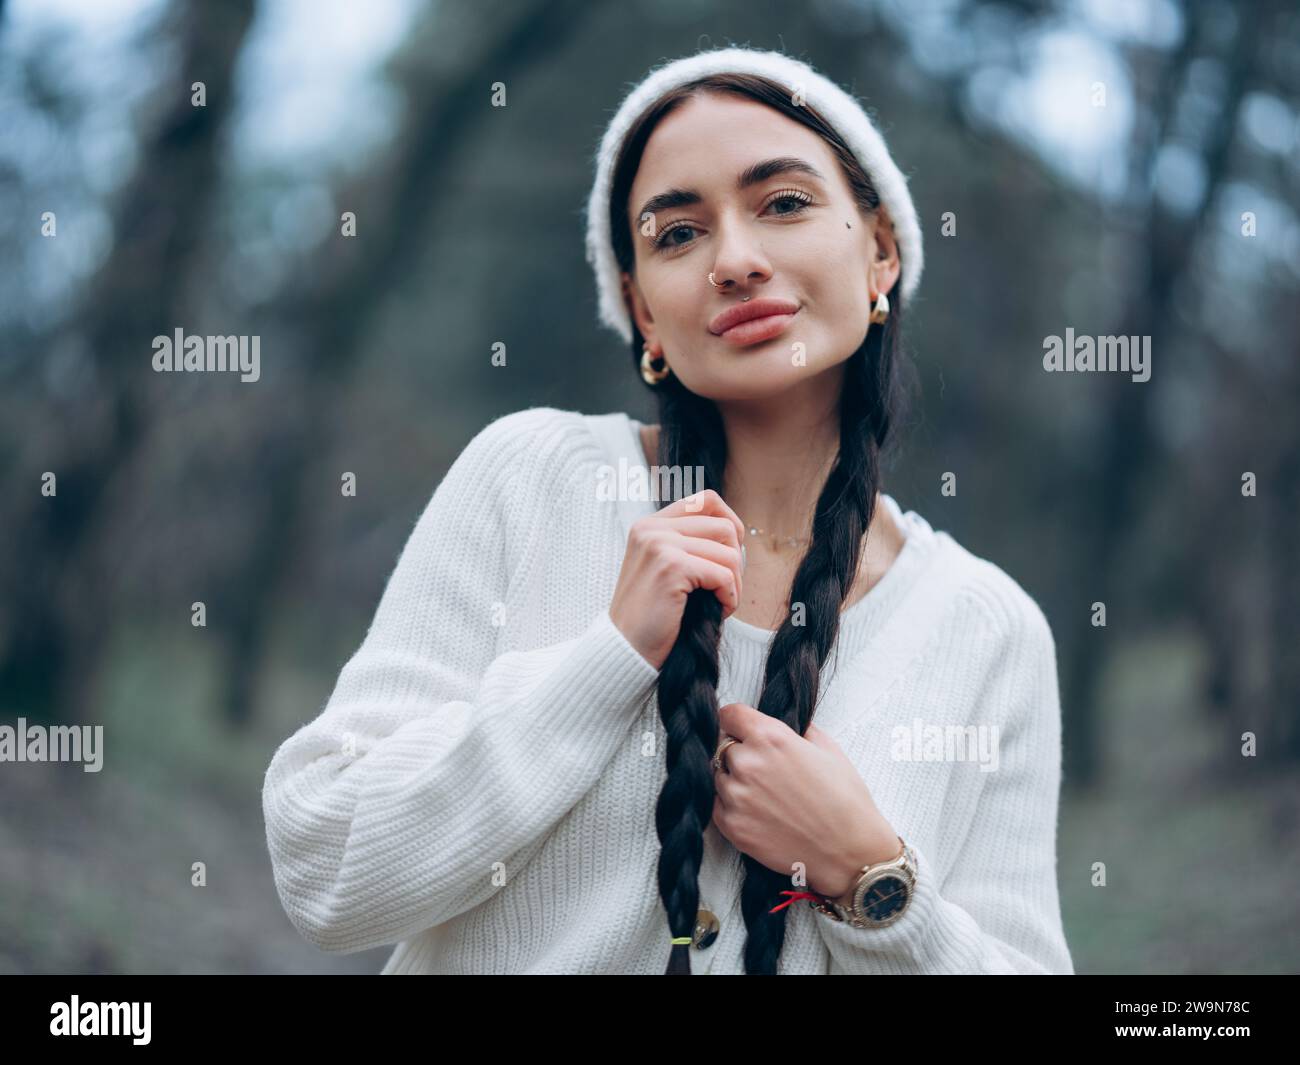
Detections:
[711, 795, 728, 836]
[718, 701, 761, 741]
[804, 722, 838, 751]
[671, 534, 742, 595]
[712, 768, 735, 815]
[659, 515, 741, 551]
[677, 551, 740, 616]
[657, 489, 745, 544]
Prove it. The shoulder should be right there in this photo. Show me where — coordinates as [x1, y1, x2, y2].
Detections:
[917, 535, 1061, 735]
[406, 406, 618, 568]
[933, 533, 1056, 656]
[448, 406, 613, 490]
[434, 407, 629, 539]
[458, 406, 598, 463]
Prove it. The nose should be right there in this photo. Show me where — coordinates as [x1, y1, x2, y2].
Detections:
[709, 212, 773, 294]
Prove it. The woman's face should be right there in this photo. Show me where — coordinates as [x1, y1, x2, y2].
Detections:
[622, 92, 900, 403]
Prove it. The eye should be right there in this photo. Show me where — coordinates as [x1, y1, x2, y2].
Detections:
[764, 188, 815, 216]
[651, 221, 699, 251]
[650, 189, 816, 253]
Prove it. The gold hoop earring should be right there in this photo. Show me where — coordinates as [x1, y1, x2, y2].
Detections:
[869, 290, 890, 325]
[641, 347, 671, 385]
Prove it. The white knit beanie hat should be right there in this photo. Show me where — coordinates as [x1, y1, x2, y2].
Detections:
[585, 46, 924, 346]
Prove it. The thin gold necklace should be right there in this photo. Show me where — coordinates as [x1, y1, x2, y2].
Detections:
[742, 523, 812, 550]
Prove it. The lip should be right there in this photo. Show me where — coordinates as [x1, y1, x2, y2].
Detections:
[709, 298, 801, 338]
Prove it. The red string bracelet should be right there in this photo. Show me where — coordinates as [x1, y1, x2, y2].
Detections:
[769, 889, 829, 914]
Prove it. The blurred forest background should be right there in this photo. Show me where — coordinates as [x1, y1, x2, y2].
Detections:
[1, 0, 1297, 974]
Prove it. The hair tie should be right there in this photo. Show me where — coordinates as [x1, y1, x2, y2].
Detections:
[670, 935, 692, 945]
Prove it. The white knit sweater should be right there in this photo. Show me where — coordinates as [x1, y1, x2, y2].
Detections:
[261, 407, 1074, 975]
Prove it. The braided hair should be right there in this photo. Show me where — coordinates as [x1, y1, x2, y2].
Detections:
[608, 73, 917, 974]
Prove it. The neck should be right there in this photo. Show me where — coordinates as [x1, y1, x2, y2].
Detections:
[714, 371, 845, 539]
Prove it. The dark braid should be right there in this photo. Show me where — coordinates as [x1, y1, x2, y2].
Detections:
[651, 388, 728, 975]
[608, 73, 916, 974]
[739, 334, 892, 974]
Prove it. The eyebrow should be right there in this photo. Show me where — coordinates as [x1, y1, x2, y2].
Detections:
[635, 156, 829, 226]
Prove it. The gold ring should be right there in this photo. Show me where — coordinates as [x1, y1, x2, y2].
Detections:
[712, 735, 739, 774]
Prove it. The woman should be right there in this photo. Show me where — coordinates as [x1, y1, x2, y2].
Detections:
[262, 46, 1074, 975]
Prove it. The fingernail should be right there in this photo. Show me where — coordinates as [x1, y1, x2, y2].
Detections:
[740, 544, 747, 572]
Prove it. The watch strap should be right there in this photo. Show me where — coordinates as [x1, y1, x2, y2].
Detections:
[812, 836, 916, 927]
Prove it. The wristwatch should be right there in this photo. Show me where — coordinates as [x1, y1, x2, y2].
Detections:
[809, 836, 917, 928]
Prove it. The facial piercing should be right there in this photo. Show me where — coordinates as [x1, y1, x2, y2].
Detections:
[709, 272, 749, 300]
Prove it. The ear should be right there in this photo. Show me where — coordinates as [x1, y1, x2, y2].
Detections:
[622, 272, 657, 349]
[867, 204, 902, 300]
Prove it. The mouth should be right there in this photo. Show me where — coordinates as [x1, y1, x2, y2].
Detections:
[709, 299, 801, 347]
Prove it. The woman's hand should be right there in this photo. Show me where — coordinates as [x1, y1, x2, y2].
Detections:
[609, 489, 746, 671]
[711, 701, 901, 898]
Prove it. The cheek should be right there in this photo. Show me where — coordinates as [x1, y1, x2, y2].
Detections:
[648, 274, 700, 339]
[818, 257, 873, 327]
[817, 243, 870, 305]
[803, 278, 868, 342]
[793, 299, 870, 371]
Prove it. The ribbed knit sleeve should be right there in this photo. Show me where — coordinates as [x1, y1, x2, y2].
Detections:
[261, 408, 660, 954]
[815, 587, 1074, 974]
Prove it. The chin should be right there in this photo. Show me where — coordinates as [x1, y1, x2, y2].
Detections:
[695, 367, 811, 402]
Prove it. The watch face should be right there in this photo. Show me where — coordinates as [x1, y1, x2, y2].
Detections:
[860, 874, 910, 922]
